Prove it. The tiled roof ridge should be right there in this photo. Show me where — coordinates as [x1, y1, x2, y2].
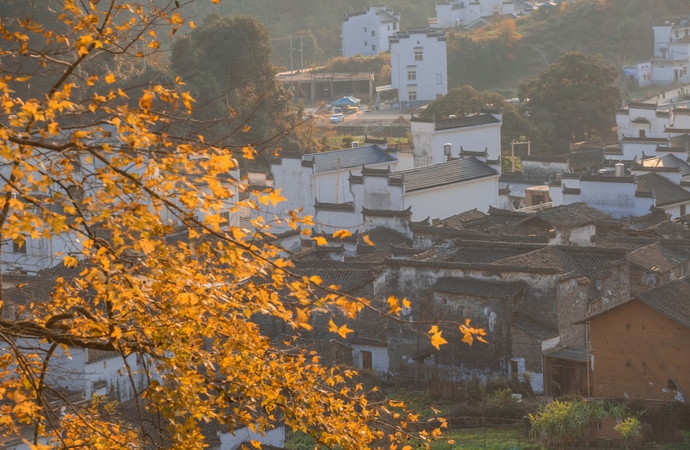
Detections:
[384, 257, 563, 274]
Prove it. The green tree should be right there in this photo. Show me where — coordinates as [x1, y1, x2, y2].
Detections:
[170, 14, 297, 161]
[519, 51, 621, 153]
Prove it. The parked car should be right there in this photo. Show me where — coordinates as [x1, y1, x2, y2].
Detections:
[329, 113, 344, 123]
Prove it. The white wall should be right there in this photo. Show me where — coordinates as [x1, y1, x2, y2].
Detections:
[219, 425, 285, 450]
[390, 29, 447, 105]
[84, 352, 148, 402]
[560, 178, 653, 219]
[342, 7, 400, 57]
[352, 344, 389, 376]
[410, 114, 502, 168]
[404, 176, 499, 221]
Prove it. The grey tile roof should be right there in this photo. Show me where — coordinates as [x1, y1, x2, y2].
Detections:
[437, 208, 488, 228]
[394, 157, 498, 192]
[440, 246, 536, 264]
[633, 278, 690, 329]
[350, 336, 387, 347]
[303, 145, 396, 173]
[492, 246, 625, 279]
[290, 262, 382, 293]
[629, 242, 690, 272]
[636, 173, 690, 206]
[633, 154, 690, 176]
[433, 113, 500, 131]
[433, 277, 525, 300]
[512, 314, 559, 340]
[522, 202, 612, 228]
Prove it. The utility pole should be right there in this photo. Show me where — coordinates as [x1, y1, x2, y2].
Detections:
[299, 35, 304, 72]
[509, 140, 532, 172]
[289, 36, 294, 73]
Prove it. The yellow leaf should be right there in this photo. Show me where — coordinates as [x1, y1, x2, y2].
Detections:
[429, 326, 447, 350]
[63, 255, 78, 267]
[105, 73, 116, 84]
[333, 229, 352, 239]
[189, 20, 196, 29]
[362, 234, 375, 246]
[313, 236, 327, 246]
[329, 320, 353, 339]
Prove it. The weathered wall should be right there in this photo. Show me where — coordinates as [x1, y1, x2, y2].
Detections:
[590, 300, 690, 402]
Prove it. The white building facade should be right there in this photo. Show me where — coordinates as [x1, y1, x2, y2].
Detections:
[390, 28, 448, 107]
[431, 0, 524, 29]
[652, 17, 690, 85]
[410, 112, 502, 168]
[342, 6, 400, 58]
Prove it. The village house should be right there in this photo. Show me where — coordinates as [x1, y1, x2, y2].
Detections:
[429, 0, 533, 29]
[579, 278, 690, 402]
[342, 6, 400, 57]
[389, 28, 448, 107]
[410, 110, 502, 168]
[624, 15, 690, 86]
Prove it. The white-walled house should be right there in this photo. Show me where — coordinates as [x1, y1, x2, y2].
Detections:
[651, 16, 690, 85]
[628, 16, 690, 87]
[410, 111, 502, 168]
[342, 6, 400, 57]
[615, 102, 670, 140]
[430, 0, 528, 29]
[389, 28, 447, 107]
[269, 145, 399, 226]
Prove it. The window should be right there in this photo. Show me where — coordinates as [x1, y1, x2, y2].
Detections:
[408, 88, 417, 101]
[372, 44, 376, 51]
[364, 40, 367, 47]
[436, 73, 443, 85]
[371, 30, 375, 37]
[393, 22, 397, 30]
[12, 239, 26, 254]
[639, 129, 646, 138]
[364, 27, 367, 32]
[414, 49, 423, 61]
[681, 204, 686, 216]
[387, 25, 390, 31]
[407, 70, 416, 81]
[361, 351, 372, 370]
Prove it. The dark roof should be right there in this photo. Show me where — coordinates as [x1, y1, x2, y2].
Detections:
[584, 279, 690, 329]
[437, 208, 488, 228]
[544, 347, 587, 362]
[394, 157, 498, 192]
[291, 262, 381, 293]
[636, 173, 690, 206]
[512, 314, 559, 341]
[439, 242, 538, 264]
[629, 242, 690, 273]
[432, 113, 500, 131]
[350, 336, 387, 347]
[433, 277, 525, 300]
[633, 279, 690, 328]
[632, 154, 690, 176]
[522, 202, 611, 228]
[492, 246, 626, 279]
[303, 145, 396, 173]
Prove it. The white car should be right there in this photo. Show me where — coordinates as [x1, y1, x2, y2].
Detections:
[329, 113, 344, 123]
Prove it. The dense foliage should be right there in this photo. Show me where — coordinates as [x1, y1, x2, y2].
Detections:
[0, 1, 486, 448]
[519, 51, 621, 153]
